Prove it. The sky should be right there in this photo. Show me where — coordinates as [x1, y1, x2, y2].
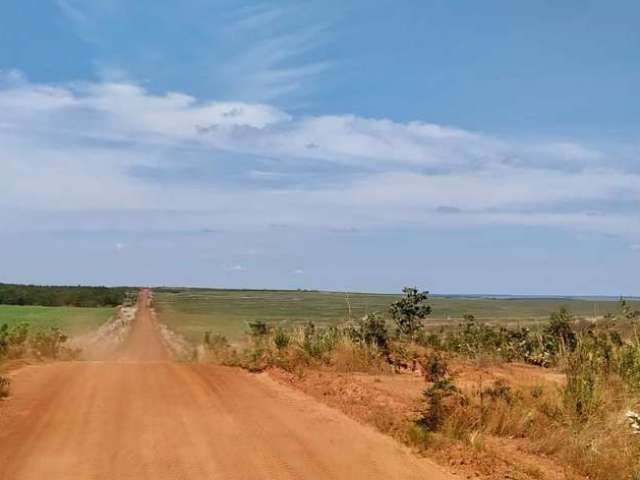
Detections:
[0, 0, 639, 295]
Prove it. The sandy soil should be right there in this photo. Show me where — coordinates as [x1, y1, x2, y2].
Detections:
[0, 290, 454, 480]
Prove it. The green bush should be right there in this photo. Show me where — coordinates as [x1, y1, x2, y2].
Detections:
[420, 351, 449, 382]
[302, 322, 340, 358]
[347, 313, 389, 351]
[619, 337, 640, 390]
[0, 322, 31, 358]
[390, 287, 431, 340]
[543, 306, 577, 355]
[563, 337, 606, 422]
[248, 320, 269, 337]
[417, 377, 461, 431]
[273, 327, 291, 350]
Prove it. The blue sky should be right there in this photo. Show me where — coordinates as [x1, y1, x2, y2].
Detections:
[0, 1, 639, 295]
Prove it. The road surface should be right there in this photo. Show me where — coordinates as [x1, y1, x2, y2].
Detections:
[0, 290, 453, 480]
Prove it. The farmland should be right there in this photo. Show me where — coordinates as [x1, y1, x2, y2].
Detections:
[0, 305, 115, 336]
[153, 287, 636, 343]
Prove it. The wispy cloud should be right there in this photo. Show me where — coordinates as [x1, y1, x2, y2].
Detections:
[55, 1, 335, 103]
[1, 73, 639, 241]
[220, 4, 334, 102]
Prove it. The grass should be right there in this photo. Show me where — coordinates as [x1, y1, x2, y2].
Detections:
[0, 305, 115, 336]
[154, 287, 637, 343]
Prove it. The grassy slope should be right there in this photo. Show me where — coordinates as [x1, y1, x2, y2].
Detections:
[0, 305, 115, 336]
[154, 288, 636, 343]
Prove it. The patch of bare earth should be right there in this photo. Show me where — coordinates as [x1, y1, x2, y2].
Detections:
[267, 362, 584, 480]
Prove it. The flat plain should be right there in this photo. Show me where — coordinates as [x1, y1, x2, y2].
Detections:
[0, 305, 115, 336]
[153, 287, 637, 342]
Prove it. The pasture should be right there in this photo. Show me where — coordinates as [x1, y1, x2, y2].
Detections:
[0, 305, 115, 336]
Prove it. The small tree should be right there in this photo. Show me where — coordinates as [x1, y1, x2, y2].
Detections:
[544, 306, 577, 355]
[390, 287, 431, 340]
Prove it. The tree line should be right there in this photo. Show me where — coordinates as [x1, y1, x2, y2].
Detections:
[0, 283, 132, 307]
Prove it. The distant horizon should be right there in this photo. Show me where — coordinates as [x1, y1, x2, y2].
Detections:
[2, 280, 638, 301]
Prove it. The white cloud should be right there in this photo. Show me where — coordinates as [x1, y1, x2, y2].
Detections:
[227, 265, 246, 272]
[0, 74, 639, 239]
[631, 244, 640, 251]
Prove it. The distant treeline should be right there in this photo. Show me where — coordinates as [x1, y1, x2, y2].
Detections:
[0, 283, 133, 307]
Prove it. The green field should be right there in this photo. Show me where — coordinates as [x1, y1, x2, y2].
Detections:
[154, 288, 638, 343]
[0, 305, 115, 336]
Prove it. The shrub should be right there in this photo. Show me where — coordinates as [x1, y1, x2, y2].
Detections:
[416, 353, 466, 432]
[0, 375, 9, 398]
[543, 306, 577, 355]
[420, 351, 449, 382]
[2, 322, 33, 358]
[248, 320, 269, 337]
[302, 322, 340, 358]
[417, 377, 461, 431]
[620, 337, 640, 390]
[30, 327, 69, 359]
[273, 327, 291, 350]
[203, 331, 229, 350]
[619, 297, 640, 321]
[563, 337, 606, 422]
[390, 287, 431, 340]
[483, 379, 513, 404]
[8, 322, 29, 347]
[347, 313, 389, 351]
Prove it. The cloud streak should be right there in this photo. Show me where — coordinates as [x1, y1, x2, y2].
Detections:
[1, 74, 638, 240]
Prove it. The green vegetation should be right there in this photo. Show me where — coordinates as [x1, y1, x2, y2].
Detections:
[0, 283, 132, 307]
[1, 321, 81, 361]
[154, 287, 639, 343]
[0, 305, 114, 336]
[390, 287, 431, 339]
[155, 288, 396, 342]
[191, 286, 640, 480]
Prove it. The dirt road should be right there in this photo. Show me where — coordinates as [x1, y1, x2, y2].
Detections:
[0, 290, 453, 480]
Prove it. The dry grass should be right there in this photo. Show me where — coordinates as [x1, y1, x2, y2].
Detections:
[431, 372, 640, 480]
[196, 309, 640, 480]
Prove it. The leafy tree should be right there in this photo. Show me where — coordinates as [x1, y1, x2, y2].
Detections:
[390, 287, 431, 340]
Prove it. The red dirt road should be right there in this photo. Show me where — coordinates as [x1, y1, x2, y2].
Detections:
[0, 290, 453, 480]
